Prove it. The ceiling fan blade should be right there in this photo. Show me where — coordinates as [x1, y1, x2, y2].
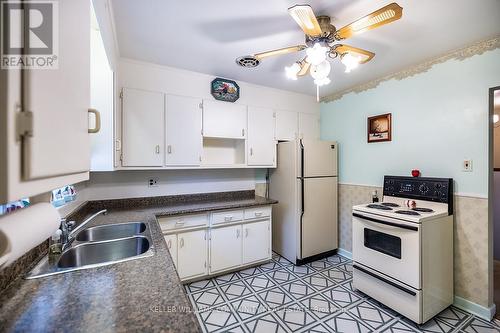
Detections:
[288, 5, 323, 37]
[254, 45, 306, 60]
[297, 60, 311, 76]
[335, 3, 403, 40]
[334, 44, 375, 64]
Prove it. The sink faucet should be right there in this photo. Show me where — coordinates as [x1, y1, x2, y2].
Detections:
[61, 209, 107, 251]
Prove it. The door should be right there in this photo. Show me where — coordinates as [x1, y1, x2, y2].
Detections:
[22, 0, 91, 179]
[163, 234, 178, 268]
[166, 95, 202, 166]
[352, 212, 421, 288]
[300, 177, 338, 259]
[122, 88, 164, 167]
[247, 107, 275, 166]
[177, 229, 208, 280]
[243, 220, 271, 264]
[299, 113, 319, 140]
[300, 140, 337, 177]
[202, 100, 247, 138]
[210, 225, 242, 273]
[275, 110, 298, 141]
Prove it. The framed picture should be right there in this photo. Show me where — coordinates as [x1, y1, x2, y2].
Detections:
[367, 113, 392, 143]
[211, 78, 240, 103]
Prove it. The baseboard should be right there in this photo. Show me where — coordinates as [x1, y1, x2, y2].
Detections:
[453, 296, 496, 321]
[337, 248, 352, 260]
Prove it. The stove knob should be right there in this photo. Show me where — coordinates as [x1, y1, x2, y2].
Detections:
[419, 184, 429, 194]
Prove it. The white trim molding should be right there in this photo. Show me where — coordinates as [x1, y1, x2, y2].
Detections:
[337, 248, 352, 260]
[453, 296, 496, 321]
[322, 36, 500, 103]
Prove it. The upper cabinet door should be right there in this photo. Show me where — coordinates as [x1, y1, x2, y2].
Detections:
[299, 113, 320, 140]
[202, 100, 247, 139]
[247, 107, 275, 166]
[275, 110, 298, 141]
[122, 88, 164, 167]
[166, 95, 202, 166]
[22, 0, 91, 179]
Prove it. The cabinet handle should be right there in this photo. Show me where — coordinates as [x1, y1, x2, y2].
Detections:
[250, 148, 253, 156]
[236, 229, 240, 238]
[167, 145, 172, 154]
[245, 228, 248, 238]
[242, 129, 245, 137]
[224, 216, 233, 222]
[180, 238, 184, 248]
[88, 108, 101, 133]
[167, 239, 172, 248]
[155, 145, 160, 154]
[255, 212, 263, 217]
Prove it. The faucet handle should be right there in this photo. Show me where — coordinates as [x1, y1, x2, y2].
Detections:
[66, 221, 76, 232]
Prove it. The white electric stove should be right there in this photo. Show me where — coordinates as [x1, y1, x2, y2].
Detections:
[352, 176, 454, 324]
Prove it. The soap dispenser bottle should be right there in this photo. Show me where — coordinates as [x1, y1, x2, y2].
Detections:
[372, 190, 379, 203]
[49, 229, 63, 256]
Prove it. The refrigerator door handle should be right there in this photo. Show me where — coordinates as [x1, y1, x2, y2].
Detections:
[299, 140, 305, 259]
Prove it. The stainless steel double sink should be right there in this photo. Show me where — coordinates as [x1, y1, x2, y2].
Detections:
[27, 222, 155, 279]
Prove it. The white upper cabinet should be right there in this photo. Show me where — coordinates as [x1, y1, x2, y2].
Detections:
[275, 110, 298, 141]
[165, 95, 202, 166]
[202, 100, 247, 139]
[247, 107, 276, 166]
[299, 113, 320, 140]
[23, 0, 91, 180]
[0, 0, 91, 202]
[122, 88, 164, 167]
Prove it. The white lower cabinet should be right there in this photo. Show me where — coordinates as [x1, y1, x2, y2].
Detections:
[243, 220, 270, 265]
[177, 229, 208, 280]
[162, 206, 272, 282]
[209, 225, 243, 274]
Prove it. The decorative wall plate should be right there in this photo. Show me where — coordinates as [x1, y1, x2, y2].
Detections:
[211, 78, 240, 103]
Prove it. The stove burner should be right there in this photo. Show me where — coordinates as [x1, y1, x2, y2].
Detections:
[367, 204, 393, 210]
[381, 202, 400, 207]
[412, 207, 434, 213]
[395, 210, 420, 216]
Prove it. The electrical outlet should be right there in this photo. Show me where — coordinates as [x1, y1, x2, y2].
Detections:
[148, 178, 159, 187]
[463, 160, 473, 172]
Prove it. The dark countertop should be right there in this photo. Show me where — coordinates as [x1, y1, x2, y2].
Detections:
[0, 191, 277, 332]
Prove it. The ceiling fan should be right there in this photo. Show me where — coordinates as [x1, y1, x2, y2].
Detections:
[236, 2, 403, 95]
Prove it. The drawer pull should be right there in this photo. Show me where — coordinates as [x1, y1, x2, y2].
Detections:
[254, 212, 263, 217]
[224, 216, 233, 222]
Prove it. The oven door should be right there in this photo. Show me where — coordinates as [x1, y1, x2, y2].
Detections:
[352, 211, 421, 289]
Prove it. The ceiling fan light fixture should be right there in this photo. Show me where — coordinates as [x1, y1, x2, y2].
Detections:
[341, 53, 362, 73]
[285, 62, 302, 80]
[305, 43, 328, 65]
[314, 77, 331, 87]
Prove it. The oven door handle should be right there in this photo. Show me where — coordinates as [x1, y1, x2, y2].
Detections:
[353, 264, 417, 296]
[352, 213, 418, 231]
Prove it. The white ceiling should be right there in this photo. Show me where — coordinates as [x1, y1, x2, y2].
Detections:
[110, 0, 500, 97]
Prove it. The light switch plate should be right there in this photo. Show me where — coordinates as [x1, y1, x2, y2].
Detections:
[463, 160, 473, 172]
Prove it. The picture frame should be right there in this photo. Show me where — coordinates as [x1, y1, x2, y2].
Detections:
[367, 113, 392, 143]
[210, 78, 240, 103]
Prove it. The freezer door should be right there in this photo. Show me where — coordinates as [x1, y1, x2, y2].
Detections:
[300, 140, 337, 177]
[300, 177, 338, 259]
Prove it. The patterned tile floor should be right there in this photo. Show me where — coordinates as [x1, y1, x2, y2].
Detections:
[185, 252, 500, 333]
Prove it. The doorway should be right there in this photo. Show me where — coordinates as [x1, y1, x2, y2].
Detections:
[492, 87, 500, 319]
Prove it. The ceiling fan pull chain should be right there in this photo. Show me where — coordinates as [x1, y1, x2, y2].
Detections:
[316, 85, 320, 102]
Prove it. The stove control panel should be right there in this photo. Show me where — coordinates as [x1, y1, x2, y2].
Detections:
[383, 176, 453, 206]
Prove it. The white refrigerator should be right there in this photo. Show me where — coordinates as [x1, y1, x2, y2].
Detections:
[270, 139, 338, 264]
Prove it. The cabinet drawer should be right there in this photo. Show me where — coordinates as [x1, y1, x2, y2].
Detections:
[211, 209, 244, 225]
[244, 206, 271, 220]
[158, 213, 208, 232]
